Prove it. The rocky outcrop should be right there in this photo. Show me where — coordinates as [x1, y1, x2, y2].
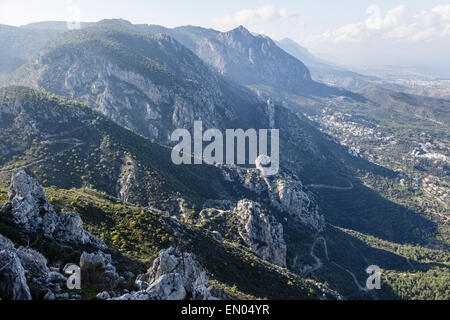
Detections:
[2, 171, 225, 301]
[113, 247, 226, 300]
[234, 200, 287, 268]
[118, 155, 138, 202]
[7, 170, 106, 249]
[0, 249, 32, 300]
[147, 273, 186, 300]
[273, 178, 325, 232]
[16, 247, 49, 279]
[0, 233, 14, 250]
[146, 247, 208, 292]
[227, 167, 325, 232]
[55, 212, 105, 248]
[144, 247, 209, 299]
[0, 171, 117, 300]
[1, 230, 55, 300]
[8, 169, 58, 236]
[146, 25, 313, 94]
[0, 230, 125, 300]
[0, 232, 69, 300]
[79, 251, 121, 291]
[10, 22, 234, 144]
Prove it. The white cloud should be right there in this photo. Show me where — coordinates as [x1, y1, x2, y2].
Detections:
[212, 5, 300, 30]
[433, 4, 450, 20]
[307, 4, 450, 45]
[0, 0, 79, 26]
[365, 5, 406, 30]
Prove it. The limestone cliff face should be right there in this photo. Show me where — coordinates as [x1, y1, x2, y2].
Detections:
[226, 166, 325, 232]
[7, 170, 106, 248]
[234, 199, 287, 268]
[0, 170, 113, 300]
[10, 23, 241, 143]
[1, 169, 228, 300]
[273, 178, 325, 232]
[8, 169, 58, 236]
[117, 247, 227, 300]
[139, 25, 313, 94]
[10, 21, 325, 161]
[0, 236, 32, 300]
[0, 233, 124, 300]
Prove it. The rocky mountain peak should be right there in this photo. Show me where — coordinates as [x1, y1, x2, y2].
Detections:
[228, 25, 252, 37]
[235, 199, 287, 268]
[162, 21, 314, 92]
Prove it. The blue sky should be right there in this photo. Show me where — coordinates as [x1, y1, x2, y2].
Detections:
[1, 0, 449, 76]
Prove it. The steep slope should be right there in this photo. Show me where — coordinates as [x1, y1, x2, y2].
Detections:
[0, 170, 342, 300]
[0, 86, 235, 205]
[10, 20, 276, 142]
[0, 86, 329, 272]
[5, 21, 449, 300]
[0, 87, 346, 300]
[2, 88, 447, 300]
[173, 25, 312, 92]
[8, 20, 367, 182]
[135, 23, 351, 97]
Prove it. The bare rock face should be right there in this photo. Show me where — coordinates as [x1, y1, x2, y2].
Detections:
[147, 247, 209, 296]
[159, 25, 313, 93]
[228, 167, 325, 232]
[0, 249, 32, 300]
[123, 247, 225, 300]
[11, 28, 232, 145]
[234, 200, 287, 268]
[7, 170, 105, 249]
[0, 233, 70, 300]
[146, 247, 181, 283]
[56, 212, 106, 249]
[16, 247, 49, 279]
[273, 179, 325, 232]
[80, 251, 120, 292]
[147, 273, 187, 300]
[8, 169, 58, 236]
[0, 233, 14, 251]
[80, 251, 111, 269]
[0, 171, 111, 300]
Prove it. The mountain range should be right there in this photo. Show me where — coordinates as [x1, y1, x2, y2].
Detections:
[0, 19, 448, 301]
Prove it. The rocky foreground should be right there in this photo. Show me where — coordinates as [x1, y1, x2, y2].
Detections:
[0, 170, 226, 300]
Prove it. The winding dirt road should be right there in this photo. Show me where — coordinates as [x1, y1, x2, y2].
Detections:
[305, 236, 368, 292]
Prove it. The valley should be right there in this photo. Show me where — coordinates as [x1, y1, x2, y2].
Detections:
[0, 17, 448, 301]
